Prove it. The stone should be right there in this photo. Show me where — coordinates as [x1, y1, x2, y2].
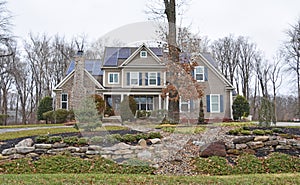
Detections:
[225, 142, 235, 150]
[34, 144, 52, 149]
[88, 145, 102, 151]
[278, 139, 287, 145]
[276, 145, 291, 150]
[138, 139, 147, 147]
[15, 138, 34, 148]
[104, 143, 131, 151]
[67, 146, 80, 152]
[2, 148, 16, 156]
[247, 141, 264, 149]
[114, 149, 133, 155]
[71, 153, 86, 157]
[101, 154, 111, 159]
[79, 147, 88, 153]
[149, 138, 161, 145]
[254, 136, 269, 142]
[47, 148, 68, 154]
[122, 154, 136, 159]
[26, 152, 40, 158]
[9, 154, 25, 159]
[233, 137, 254, 144]
[227, 149, 240, 155]
[200, 141, 226, 157]
[287, 139, 299, 146]
[137, 150, 152, 159]
[265, 140, 279, 146]
[236, 144, 248, 150]
[52, 143, 67, 148]
[16, 147, 35, 154]
[86, 150, 100, 155]
[193, 141, 205, 146]
[34, 149, 48, 154]
[242, 149, 256, 155]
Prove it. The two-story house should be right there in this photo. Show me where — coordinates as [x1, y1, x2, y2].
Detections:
[53, 44, 234, 122]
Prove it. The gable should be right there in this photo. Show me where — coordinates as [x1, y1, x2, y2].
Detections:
[54, 69, 104, 91]
[120, 44, 164, 67]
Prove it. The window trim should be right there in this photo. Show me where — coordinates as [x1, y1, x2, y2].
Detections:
[61, 93, 68, 110]
[108, 72, 119, 84]
[130, 72, 139, 86]
[210, 94, 220, 113]
[194, 66, 205, 82]
[180, 97, 190, 112]
[140, 51, 147, 58]
[148, 72, 157, 86]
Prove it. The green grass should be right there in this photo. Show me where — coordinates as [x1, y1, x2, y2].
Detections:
[213, 122, 257, 127]
[0, 173, 300, 185]
[0, 123, 65, 129]
[0, 127, 79, 141]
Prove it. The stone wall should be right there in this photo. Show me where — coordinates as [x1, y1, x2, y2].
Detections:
[199, 135, 300, 157]
[1, 138, 167, 165]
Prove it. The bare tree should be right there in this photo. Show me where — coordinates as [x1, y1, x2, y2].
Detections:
[268, 54, 283, 124]
[281, 18, 300, 117]
[211, 35, 240, 85]
[0, 0, 14, 58]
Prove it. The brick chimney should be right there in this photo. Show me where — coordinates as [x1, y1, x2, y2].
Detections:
[71, 50, 87, 110]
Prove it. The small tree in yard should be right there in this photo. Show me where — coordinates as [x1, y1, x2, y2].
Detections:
[74, 97, 102, 131]
[120, 96, 137, 122]
[258, 97, 273, 127]
[198, 99, 205, 124]
[232, 95, 250, 120]
[37, 96, 53, 123]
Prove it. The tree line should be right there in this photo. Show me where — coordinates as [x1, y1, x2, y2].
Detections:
[0, 0, 299, 124]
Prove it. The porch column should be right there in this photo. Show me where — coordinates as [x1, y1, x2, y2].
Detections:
[158, 95, 161, 110]
[166, 93, 169, 110]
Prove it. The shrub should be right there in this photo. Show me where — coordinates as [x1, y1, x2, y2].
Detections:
[162, 126, 175, 133]
[90, 136, 103, 144]
[232, 95, 249, 120]
[253, 129, 265, 135]
[63, 136, 79, 145]
[35, 135, 49, 143]
[148, 132, 162, 139]
[121, 134, 137, 143]
[48, 136, 63, 143]
[77, 138, 88, 145]
[272, 128, 283, 133]
[0, 114, 9, 125]
[37, 96, 53, 121]
[198, 99, 205, 124]
[104, 105, 115, 116]
[136, 110, 151, 118]
[265, 153, 300, 173]
[120, 96, 135, 122]
[240, 130, 252, 135]
[43, 109, 71, 124]
[264, 130, 273, 135]
[228, 128, 242, 135]
[233, 154, 265, 174]
[194, 156, 232, 175]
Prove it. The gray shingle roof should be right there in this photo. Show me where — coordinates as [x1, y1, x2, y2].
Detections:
[66, 59, 103, 76]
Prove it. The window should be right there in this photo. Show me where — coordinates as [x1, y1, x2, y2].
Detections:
[108, 73, 119, 84]
[140, 51, 147, 58]
[134, 96, 153, 111]
[210, 95, 220, 113]
[61, 93, 68, 109]
[180, 99, 189, 112]
[130, 72, 139, 85]
[148, 72, 157, 85]
[194, 66, 204, 82]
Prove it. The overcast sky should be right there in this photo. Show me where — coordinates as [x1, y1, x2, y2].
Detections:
[7, 0, 300, 60]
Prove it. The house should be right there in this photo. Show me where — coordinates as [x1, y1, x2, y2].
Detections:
[53, 44, 234, 122]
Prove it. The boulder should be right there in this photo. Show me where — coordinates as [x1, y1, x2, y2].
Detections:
[15, 138, 34, 148]
[236, 143, 248, 150]
[247, 141, 264, 149]
[254, 136, 269, 142]
[233, 137, 254, 144]
[149, 138, 161, 145]
[265, 140, 279, 146]
[2, 148, 16, 156]
[16, 147, 35, 154]
[200, 141, 226, 157]
[138, 139, 147, 148]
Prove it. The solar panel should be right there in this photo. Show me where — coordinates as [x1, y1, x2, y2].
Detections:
[150, 48, 163, 56]
[118, 48, 131, 58]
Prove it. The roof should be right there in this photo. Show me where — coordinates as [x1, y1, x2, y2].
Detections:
[201, 52, 218, 68]
[103, 46, 163, 67]
[66, 59, 103, 76]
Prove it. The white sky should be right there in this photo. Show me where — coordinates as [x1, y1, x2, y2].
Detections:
[7, 0, 300, 60]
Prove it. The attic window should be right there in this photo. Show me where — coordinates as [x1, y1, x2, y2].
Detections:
[140, 51, 147, 58]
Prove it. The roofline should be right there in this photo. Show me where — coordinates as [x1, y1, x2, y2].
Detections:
[120, 44, 164, 67]
[197, 53, 235, 89]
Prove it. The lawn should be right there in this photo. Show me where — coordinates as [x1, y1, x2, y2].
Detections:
[1, 173, 300, 185]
